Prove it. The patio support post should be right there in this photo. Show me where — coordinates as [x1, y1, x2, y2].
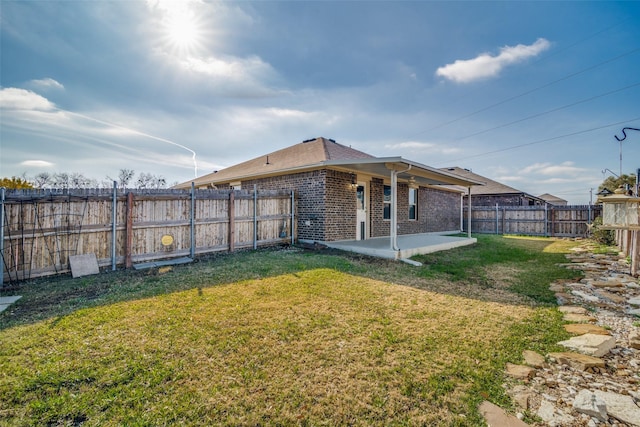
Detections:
[389, 163, 411, 251]
[391, 169, 397, 250]
[467, 187, 472, 238]
[0, 187, 4, 287]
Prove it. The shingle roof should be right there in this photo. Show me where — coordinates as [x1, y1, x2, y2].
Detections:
[183, 137, 373, 188]
[439, 167, 523, 195]
[538, 193, 568, 204]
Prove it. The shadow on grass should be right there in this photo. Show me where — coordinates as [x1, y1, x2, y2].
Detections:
[0, 234, 583, 331]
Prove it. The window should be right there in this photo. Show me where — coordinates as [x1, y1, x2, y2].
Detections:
[383, 185, 391, 220]
[409, 188, 417, 220]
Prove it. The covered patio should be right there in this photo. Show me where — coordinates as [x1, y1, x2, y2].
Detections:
[324, 232, 477, 262]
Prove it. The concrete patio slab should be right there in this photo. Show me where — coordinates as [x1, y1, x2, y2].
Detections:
[324, 232, 477, 260]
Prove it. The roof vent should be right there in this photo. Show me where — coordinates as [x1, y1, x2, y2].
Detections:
[302, 138, 315, 143]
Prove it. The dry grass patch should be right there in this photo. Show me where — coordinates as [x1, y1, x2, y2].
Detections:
[1, 268, 535, 426]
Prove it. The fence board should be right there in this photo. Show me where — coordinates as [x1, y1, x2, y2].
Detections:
[464, 205, 601, 238]
[1, 189, 294, 283]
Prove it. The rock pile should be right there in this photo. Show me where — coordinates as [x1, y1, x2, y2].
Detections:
[483, 243, 640, 426]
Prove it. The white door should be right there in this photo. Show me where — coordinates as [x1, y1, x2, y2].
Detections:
[356, 183, 367, 240]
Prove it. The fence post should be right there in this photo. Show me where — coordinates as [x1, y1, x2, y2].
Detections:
[229, 191, 235, 252]
[544, 204, 548, 237]
[495, 203, 499, 234]
[125, 192, 134, 269]
[253, 185, 258, 250]
[190, 182, 195, 259]
[0, 187, 5, 287]
[291, 190, 295, 245]
[111, 181, 117, 271]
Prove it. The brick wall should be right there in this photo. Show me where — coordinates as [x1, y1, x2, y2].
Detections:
[370, 178, 389, 237]
[424, 188, 462, 232]
[242, 169, 356, 242]
[241, 171, 463, 241]
[371, 181, 463, 236]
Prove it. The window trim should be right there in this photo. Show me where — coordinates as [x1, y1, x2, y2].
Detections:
[408, 187, 418, 220]
[383, 185, 391, 220]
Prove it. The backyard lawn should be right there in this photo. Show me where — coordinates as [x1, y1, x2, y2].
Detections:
[0, 235, 582, 426]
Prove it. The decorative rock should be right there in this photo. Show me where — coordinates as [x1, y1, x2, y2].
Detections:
[593, 280, 623, 288]
[572, 389, 608, 421]
[558, 305, 588, 314]
[628, 296, 640, 306]
[479, 401, 529, 427]
[562, 313, 597, 323]
[557, 334, 616, 357]
[505, 363, 535, 380]
[628, 308, 640, 316]
[564, 323, 611, 336]
[593, 390, 640, 426]
[596, 290, 627, 304]
[629, 330, 640, 350]
[522, 350, 546, 368]
[537, 400, 575, 426]
[549, 283, 566, 292]
[548, 352, 605, 371]
[572, 290, 600, 302]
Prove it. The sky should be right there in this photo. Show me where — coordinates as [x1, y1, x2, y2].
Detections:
[1, 0, 639, 204]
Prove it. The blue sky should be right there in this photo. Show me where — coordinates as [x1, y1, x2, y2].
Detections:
[1, 0, 639, 204]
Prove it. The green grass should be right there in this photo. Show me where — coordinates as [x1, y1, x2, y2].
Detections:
[0, 235, 583, 426]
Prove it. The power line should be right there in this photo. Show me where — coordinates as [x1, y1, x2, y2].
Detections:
[437, 117, 640, 165]
[454, 82, 640, 141]
[406, 46, 640, 140]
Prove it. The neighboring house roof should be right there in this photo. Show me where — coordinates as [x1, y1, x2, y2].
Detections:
[175, 138, 484, 189]
[538, 193, 568, 205]
[440, 167, 545, 201]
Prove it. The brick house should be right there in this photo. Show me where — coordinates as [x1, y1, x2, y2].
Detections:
[175, 138, 482, 244]
[441, 167, 546, 207]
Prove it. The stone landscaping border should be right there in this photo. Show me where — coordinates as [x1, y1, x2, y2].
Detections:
[482, 242, 640, 427]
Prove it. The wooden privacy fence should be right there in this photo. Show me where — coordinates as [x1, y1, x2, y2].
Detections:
[0, 188, 295, 284]
[464, 205, 602, 237]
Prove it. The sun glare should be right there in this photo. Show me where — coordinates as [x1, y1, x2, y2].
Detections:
[152, 1, 206, 56]
[166, 14, 199, 50]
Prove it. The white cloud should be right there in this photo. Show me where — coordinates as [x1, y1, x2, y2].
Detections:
[0, 88, 56, 111]
[436, 38, 550, 83]
[21, 160, 55, 167]
[384, 141, 461, 155]
[521, 161, 586, 176]
[28, 78, 64, 90]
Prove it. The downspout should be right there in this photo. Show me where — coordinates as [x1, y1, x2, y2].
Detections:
[391, 164, 412, 251]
